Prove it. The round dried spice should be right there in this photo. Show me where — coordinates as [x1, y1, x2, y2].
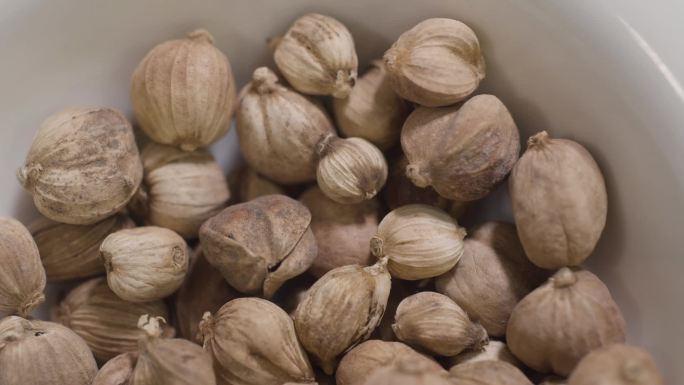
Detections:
[568, 344, 664, 385]
[449, 360, 533, 385]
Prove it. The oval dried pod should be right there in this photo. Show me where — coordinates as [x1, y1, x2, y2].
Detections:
[383, 18, 485, 107]
[507, 268, 626, 376]
[448, 340, 521, 369]
[568, 344, 664, 385]
[371, 204, 466, 280]
[336, 340, 444, 385]
[200, 298, 315, 385]
[131, 29, 235, 151]
[101, 226, 189, 302]
[92, 352, 138, 385]
[383, 154, 452, 211]
[402, 94, 519, 201]
[510, 131, 607, 269]
[200, 195, 317, 298]
[228, 166, 285, 203]
[449, 361, 533, 385]
[333, 60, 409, 149]
[435, 222, 547, 337]
[393, 292, 487, 356]
[294, 260, 391, 374]
[274, 13, 358, 98]
[237, 67, 336, 184]
[315, 135, 388, 204]
[29, 213, 134, 281]
[53, 277, 173, 362]
[362, 356, 454, 385]
[0, 316, 98, 385]
[0, 217, 46, 317]
[17, 107, 143, 224]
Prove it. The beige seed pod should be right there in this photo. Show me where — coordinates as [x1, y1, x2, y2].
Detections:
[294, 261, 391, 374]
[53, 277, 173, 362]
[371, 204, 466, 280]
[29, 213, 134, 281]
[336, 340, 445, 385]
[131, 29, 236, 151]
[92, 352, 138, 385]
[449, 361, 533, 385]
[200, 195, 317, 298]
[237, 67, 336, 184]
[568, 344, 664, 385]
[448, 340, 521, 369]
[274, 13, 358, 98]
[316, 135, 388, 204]
[402, 94, 520, 201]
[393, 292, 487, 357]
[101, 226, 189, 302]
[384, 18, 485, 107]
[362, 356, 455, 385]
[539, 377, 567, 385]
[507, 268, 626, 376]
[228, 166, 285, 203]
[0, 217, 46, 317]
[0, 316, 98, 385]
[300, 186, 378, 277]
[510, 131, 607, 269]
[17, 107, 143, 225]
[200, 298, 316, 385]
[383, 154, 452, 211]
[333, 60, 409, 149]
[435, 222, 547, 337]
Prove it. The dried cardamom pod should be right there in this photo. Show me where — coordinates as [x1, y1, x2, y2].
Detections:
[237, 67, 336, 184]
[101, 226, 189, 302]
[507, 268, 626, 376]
[371, 204, 466, 280]
[200, 298, 316, 385]
[53, 277, 173, 362]
[17, 107, 143, 224]
[131, 29, 236, 151]
[384, 18, 485, 107]
[300, 186, 378, 277]
[568, 344, 664, 385]
[0, 217, 46, 317]
[0, 316, 98, 385]
[361, 356, 454, 385]
[293, 260, 391, 374]
[448, 340, 521, 369]
[92, 352, 137, 385]
[199, 195, 317, 298]
[315, 135, 388, 204]
[510, 131, 607, 269]
[336, 340, 445, 385]
[29, 213, 134, 281]
[332, 60, 409, 149]
[274, 13, 358, 98]
[383, 154, 452, 211]
[449, 361, 533, 385]
[539, 377, 568, 385]
[228, 166, 285, 203]
[435, 222, 547, 337]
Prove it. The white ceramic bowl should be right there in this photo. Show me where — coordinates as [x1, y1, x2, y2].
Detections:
[1, 0, 683, 381]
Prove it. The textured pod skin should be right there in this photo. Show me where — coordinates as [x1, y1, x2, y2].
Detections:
[393, 292, 487, 356]
[0, 316, 97, 385]
[384, 18, 485, 107]
[0, 217, 46, 317]
[54, 277, 172, 362]
[510, 131, 608, 269]
[228, 166, 285, 203]
[362, 356, 454, 385]
[402, 94, 520, 201]
[336, 340, 444, 385]
[539, 377, 568, 385]
[507, 268, 626, 376]
[17, 107, 143, 224]
[568, 344, 664, 385]
[383, 154, 452, 211]
[448, 340, 521, 369]
[131, 29, 235, 151]
[274, 13, 358, 98]
[200, 298, 315, 385]
[333, 60, 409, 150]
[237, 67, 336, 184]
[371, 204, 466, 280]
[435, 222, 547, 337]
[315, 135, 388, 204]
[101, 226, 189, 302]
[92, 352, 137, 385]
[293, 261, 391, 374]
[200, 195, 317, 297]
[300, 186, 378, 277]
[30, 213, 134, 281]
[449, 361, 533, 385]
[136, 143, 230, 239]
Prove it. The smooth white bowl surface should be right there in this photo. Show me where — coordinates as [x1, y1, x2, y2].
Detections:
[1, 0, 683, 381]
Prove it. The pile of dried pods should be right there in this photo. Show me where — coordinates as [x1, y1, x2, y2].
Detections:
[0, 13, 665, 385]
